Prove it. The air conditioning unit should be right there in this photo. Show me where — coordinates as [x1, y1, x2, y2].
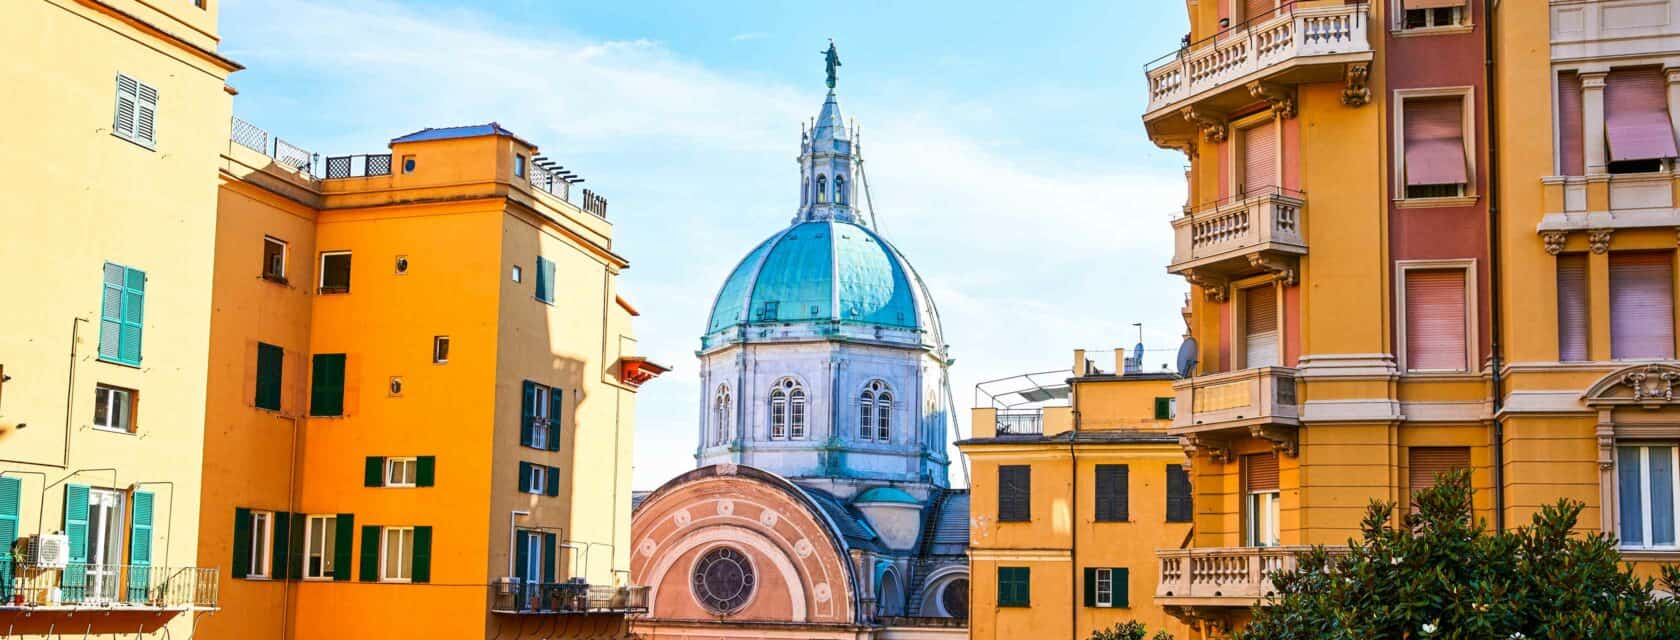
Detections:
[496, 576, 522, 596]
[30, 534, 70, 568]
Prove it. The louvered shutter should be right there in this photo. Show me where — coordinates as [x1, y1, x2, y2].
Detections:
[542, 532, 557, 583]
[255, 343, 284, 410]
[1244, 453, 1279, 492]
[1242, 121, 1277, 195]
[99, 263, 124, 361]
[998, 465, 1031, 522]
[332, 514, 354, 581]
[1082, 567, 1097, 607]
[232, 507, 252, 579]
[310, 354, 346, 416]
[364, 457, 385, 487]
[1094, 465, 1128, 522]
[1606, 67, 1679, 162]
[1409, 447, 1470, 493]
[547, 388, 564, 451]
[1557, 255, 1589, 361]
[134, 81, 158, 146]
[411, 526, 432, 584]
[119, 267, 146, 364]
[1404, 98, 1469, 186]
[514, 531, 531, 582]
[416, 456, 436, 487]
[127, 491, 154, 602]
[270, 512, 291, 580]
[1405, 269, 1468, 371]
[1558, 72, 1585, 175]
[1245, 286, 1280, 367]
[113, 74, 138, 139]
[518, 462, 534, 493]
[1611, 252, 1676, 359]
[286, 514, 305, 582]
[545, 465, 560, 497]
[63, 485, 90, 597]
[1113, 567, 1130, 608]
[1166, 464, 1194, 522]
[0, 477, 19, 601]
[520, 381, 537, 447]
[359, 525, 379, 582]
[1154, 397, 1172, 420]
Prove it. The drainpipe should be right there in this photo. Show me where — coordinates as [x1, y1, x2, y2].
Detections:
[1068, 370, 1081, 640]
[1484, 0, 1507, 533]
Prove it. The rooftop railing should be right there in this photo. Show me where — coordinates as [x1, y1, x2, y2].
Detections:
[230, 116, 317, 177]
[492, 580, 649, 615]
[323, 153, 393, 179]
[995, 409, 1044, 436]
[2, 563, 218, 611]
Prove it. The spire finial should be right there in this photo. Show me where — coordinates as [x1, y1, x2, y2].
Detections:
[823, 39, 842, 89]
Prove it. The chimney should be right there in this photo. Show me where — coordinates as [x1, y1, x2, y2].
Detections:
[1072, 349, 1088, 377]
[1115, 348, 1128, 377]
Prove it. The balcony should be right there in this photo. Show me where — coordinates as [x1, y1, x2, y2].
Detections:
[1170, 188, 1305, 289]
[492, 580, 649, 615]
[1172, 367, 1299, 454]
[2, 563, 218, 611]
[1143, 2, 1373, 143]
[1155, 546, 1317, 606]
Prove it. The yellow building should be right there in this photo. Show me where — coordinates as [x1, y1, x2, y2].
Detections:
[962, 348, 1191, 640]
[1131, 0, 1680, 636]
[0, 0, 236, 635]
[196, 120, 665, 639]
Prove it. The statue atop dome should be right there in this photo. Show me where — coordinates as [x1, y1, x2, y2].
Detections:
[823, 40, 842, 89]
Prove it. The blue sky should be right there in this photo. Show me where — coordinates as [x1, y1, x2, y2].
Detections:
[221, 0, 1192, 489]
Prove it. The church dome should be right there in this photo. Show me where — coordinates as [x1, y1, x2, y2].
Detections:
[705, 219, 942, 344]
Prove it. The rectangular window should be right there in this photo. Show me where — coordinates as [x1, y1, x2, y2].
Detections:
[304, 515, 337, 579]
[1409, 446, 1470, 497]
[433, 336, 450, 364]
[523, 382, 553, 450]
[97, 262, 146, 366]
[998, 465, 1031, 523]
[1404, 268, 1469, 372]
[112, 73, 158, 148]
[1243, 285, 1280, 368]
[535, 257, 556, 304]
[1153, 397, 1175, 420]
[512, 265, 523, 283]
[1166, 464, 1194, 523]
[1094, 464, 1128, 522]
[1402, 97, 1469, 198]
[255, 342, 284, 411]
[249, 511, 274, 579]
[1084, 567, 1128, 608]
[262, 237, 287, 283]
[1606, 67, 1679, 172]
[1619, 445, 1679, 549]
[386, 457, 418, 487]
[1557, 255, 1589, 362]
[309, 353, 347, 417]
[1403, 6, 1462, 30]
[1240, 120, 1276, 196]
[527, 464, 546, 495]
[319, 252, 351, 294]
[1244, 453, 1281, 547]
[92, 384, 136, 432]
[1558, 71, 1585, 176]
[380, 526, 414, 582]
[515, 154, 527, 178]
[1610, 252, 1675, 360]
[997, 566, 1031, 607]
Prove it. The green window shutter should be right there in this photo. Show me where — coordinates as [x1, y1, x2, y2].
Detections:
[416, 456, 436, 487]
[412, 526, 432, 584]
[119, 267, 146, 364]
[547, 389, 564, 451]
[0, 476, 21, 602]
[332, 514, 354, 581]
[98, 263, 125, 362]
[1114, 567, 1129, 608]
[1082, 567, 1097, 607]
[127, 490, 154, 602]
[287, 513, 305, 581]
[1154, 397, 1172, 420]
[232, 507, 253, 579]
[1167, 464, 1194, 523]
[255, 343, 284, 410]
[364, 457, 385, 487]
[271, 512, 291, 580]
[1019, 568, 1031, 606]
[520, 381, 537, 447]
[518, 462, 533, 493]
[62, 484, 90, 598]
[536, 257, 556, 304]
[514, 531, 530, 582]
[541, 532, 556, 583]
[359, 525, 380, 582]
[310, 354, 346, 417]
[998, 465, 1031, 522]
[997, 567, 1030, 607]
[545, 466, 560, 497]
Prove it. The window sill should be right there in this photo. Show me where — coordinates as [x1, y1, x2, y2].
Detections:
[90, 425, 137, 436]
[379, 578, 413, 584]
[301, 576, 334, 582]
[111, 131, 156, 151]
[1620, 549, 1680, 561]
[95, 356, 142, 369]
[317, 287, 350, 295]
[261, 275, 291, 287]
[534, 297, 555, 306]
[1392, 24, 1474, 38]
[1394, 194, 1479, 209]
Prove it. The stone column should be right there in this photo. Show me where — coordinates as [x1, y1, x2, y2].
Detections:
[1581, 71, 1609, 176]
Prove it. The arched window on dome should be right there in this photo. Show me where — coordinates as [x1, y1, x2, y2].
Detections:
[816, 175, 828, 204]
[860, 380, 892, 442]
[770, 378, 805, 440]
[713, 385, 732, 445]
[790, 387, 807, 439]
[802, 178, 810, 206]
[835, 175, 848, 205]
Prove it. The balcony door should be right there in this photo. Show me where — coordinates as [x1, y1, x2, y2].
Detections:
[1243, 285, 1281, 368]
[1241, 120, 1277, 197]
[84, 489, 125, 602]
[1244, 453, 1281, 547]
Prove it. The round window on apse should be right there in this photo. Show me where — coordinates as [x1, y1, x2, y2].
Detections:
[692, 546, 756, 614]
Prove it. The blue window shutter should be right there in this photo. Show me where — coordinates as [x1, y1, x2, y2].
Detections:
[127, 490, 154, 602]
[547, 388, 564, 451]
[520, 381, 536, 447]
[541, 532, 556, 583]
[535, 257, 555, 304]
[63, 484, 90, 599]
[0, 477, 19, 602]
[119, 267, 146, 365]
[98, 263, 124, 362]
[545, 466, 560, 497]
[518, 462, 533, 493]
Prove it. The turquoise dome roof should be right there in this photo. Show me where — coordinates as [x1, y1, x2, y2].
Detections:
[854, 486, 920, 505]
[707, 219, 936, 338]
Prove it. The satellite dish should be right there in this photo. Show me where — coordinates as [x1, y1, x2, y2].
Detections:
[1175, 338, 1200, 377]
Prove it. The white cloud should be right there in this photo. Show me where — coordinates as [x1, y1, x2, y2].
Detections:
[730, 32, 768, 42]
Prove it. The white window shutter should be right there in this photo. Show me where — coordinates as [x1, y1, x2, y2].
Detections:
[113, 74, 138, 139]
[135, 81, 158, 145]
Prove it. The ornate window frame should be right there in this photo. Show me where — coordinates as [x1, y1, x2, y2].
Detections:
[1586, 363, 1680, 556]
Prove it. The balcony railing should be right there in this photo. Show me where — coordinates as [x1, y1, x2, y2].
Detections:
[1156, 546, 1319, 604]
[1144, 3, 1371, 116]
[230, 116, 317, 177]
[492, 580, 649, 614]
[2, 563, 218, 611]
[1170, 188, 1306, 278]
[995, 410, 1044, 436]
[1172, 367, 1300, 433]
[323, 154, 393, 179]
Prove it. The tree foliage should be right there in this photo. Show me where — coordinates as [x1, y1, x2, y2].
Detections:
[1236, 470, 1680, 640]
[1088, 620, 1174, 640]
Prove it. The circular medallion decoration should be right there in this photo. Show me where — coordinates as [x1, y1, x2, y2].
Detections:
[793, 538, 814, 558]
[717, 499, 735, 516]
[638, 538, 658, 557]
[692, 547, 756, 614]
[813, 582, 832, 603]
[674, 509, 692, 528]
[759, 509, 779, 527]
[940, 578, 969, 618]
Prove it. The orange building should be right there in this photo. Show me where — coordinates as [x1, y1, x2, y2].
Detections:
[196, 120, 664, 639]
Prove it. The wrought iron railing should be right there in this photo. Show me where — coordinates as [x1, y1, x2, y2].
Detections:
[230, 116, 317, 176]
[323, 154, 393, 179]
[494, 580, 648, 614]
[995, 410, 1044, 436]
[2, 562, 217, 610]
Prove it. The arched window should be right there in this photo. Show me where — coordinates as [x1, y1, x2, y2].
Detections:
[835, 175, 848, 204]
[770, 378, 804, 440]
[861, 380, 891, 442]
[876, 391, 892, 442]
[714, 385, 732, 445]
[816, 176, 828, 204]
[802, 178, 809, 206]
[859, 389, 875, 440]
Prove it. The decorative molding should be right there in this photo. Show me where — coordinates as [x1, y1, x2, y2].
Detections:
[1584, 363, 1680, 408]
[1152, 133, 1199, 159]
[1249, 425, 1299, 457]
[1180, 434, 1232, 465]
[1181, 106, 1228, 143]
[1183, 270, 1229, 302]
[1299, 398, 1403, 424]
[1246, 253, 1298, 286]
[1295, 353, 1400, 380]
[1588, 228, 1612, 253]
[1543, 231, 1569, 255]
[1246, 81, 1297, 119]
[1342, 62, 1371, 107]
